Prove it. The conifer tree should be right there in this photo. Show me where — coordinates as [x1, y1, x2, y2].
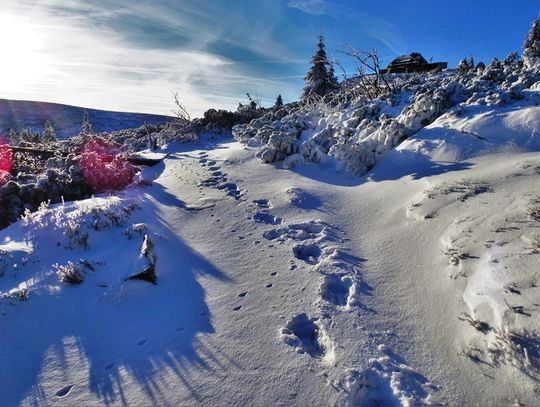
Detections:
[274, 94, 284, 109]
[43, 120, 57, 143]
[81, 111, 93, 136]
[8, 129, 19, 146]
[523, 17, 540, 68]
[301, 34, 338, 100]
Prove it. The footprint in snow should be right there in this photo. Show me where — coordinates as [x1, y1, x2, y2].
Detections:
[280, 314, 332, 360]
[253, 212, 282, 225]
[232, 305, 242, 311]
[105, 363, 114, 370]
[266, 283, 273, 288]
[137, 339, 148, 346]
[238, 291, 248, 297]
[292, 243, 322, 264]
[253, 199, 271, 209]
[56, 385, 74, 397]
[320, 274, 356, 307]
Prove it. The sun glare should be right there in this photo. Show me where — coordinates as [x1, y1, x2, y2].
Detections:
[0, 14, 50, 91]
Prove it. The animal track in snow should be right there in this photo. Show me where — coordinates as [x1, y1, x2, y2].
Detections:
[137, 339, 148, 346]
[232, 305, 242, 311]
[238, 291, 248, 297]
[55, 385, 74, 397]
[280, 313, 334, 362]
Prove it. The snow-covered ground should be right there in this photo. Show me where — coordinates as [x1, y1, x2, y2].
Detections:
[1, 100, 540, 406]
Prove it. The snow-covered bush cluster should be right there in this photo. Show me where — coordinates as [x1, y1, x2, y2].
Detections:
[234, 51, 540, 176]
[233, 104, 312, 163]
[79, 136, 137, 192]
[110, 105, 268, 151]
[0, 152, 92, 229]
[22, 196, 138, 249]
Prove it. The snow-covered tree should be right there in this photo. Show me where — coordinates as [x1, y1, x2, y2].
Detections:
[274, 94, 284, 109]
[20, 127, 38, 143]
[301, 35, 338, 100]
[8, 129, 19, 146]
[523, 18, 540, 68]
[457, 58, 470, 73]
[81, 111, 93, 136]
[43, 120, 57, 143]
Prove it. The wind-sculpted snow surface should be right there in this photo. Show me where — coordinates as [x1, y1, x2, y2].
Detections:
[234, 58, 540, 176]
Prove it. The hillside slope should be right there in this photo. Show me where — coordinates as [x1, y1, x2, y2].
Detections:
[0, 99, 171, 139]
[1, 94, 540, 405]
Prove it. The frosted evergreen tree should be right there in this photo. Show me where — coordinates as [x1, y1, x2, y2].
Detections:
[328, 61, 339, 88]
[8, 129, 19, 146]
[81, 111, 93, 136]
[301, 34, 338, 100]
[43, 120, 57, 143]
[523, 17, 540, 68]
[274, 94, 284, 109]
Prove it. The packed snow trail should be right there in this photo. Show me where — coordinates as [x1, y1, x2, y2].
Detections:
[2, 134, 540, 405]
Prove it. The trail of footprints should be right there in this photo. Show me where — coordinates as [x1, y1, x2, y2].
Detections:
[223, 188, 364, 364]
[193, 152, 367, 386]
[196, 151, 244, 200]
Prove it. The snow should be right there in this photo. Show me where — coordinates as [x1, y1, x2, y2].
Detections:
[2, 76, 540, 405]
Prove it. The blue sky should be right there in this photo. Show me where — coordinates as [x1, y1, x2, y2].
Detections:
[0, 0, 538, 116]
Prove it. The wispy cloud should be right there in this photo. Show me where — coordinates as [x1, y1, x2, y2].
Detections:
[0, 0, 306, 116]
[287, 0, 328, 16]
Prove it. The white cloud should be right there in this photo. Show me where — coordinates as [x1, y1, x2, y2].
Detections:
[0, 1, 303, 116]
[287, 0, 328, 15]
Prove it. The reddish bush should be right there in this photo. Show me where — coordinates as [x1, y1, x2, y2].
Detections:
[0, 138, 13, 186]
[80, 137, 137, 192]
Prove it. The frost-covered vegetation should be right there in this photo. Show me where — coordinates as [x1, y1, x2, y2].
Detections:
[0, 128, 139, 228]
[233, 21, 540, 176]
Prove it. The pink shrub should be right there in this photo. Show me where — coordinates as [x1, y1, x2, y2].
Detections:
[80, 137, 137, 192]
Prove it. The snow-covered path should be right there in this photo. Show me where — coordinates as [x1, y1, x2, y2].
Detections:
[2, 135, 540, 406]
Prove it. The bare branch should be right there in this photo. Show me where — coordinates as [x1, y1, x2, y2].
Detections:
[171, 91, 191, 124]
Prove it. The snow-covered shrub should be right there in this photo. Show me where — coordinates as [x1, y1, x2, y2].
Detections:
[22, 196, 138, 249]
[523, 18, 540, 69]
[80, 136, 137, 192]
[54, 261, 85, 284]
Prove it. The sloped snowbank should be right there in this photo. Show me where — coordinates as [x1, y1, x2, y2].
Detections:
[234, 58, 540, 176]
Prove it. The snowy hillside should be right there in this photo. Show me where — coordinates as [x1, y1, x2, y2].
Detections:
[2, 99, 540, 405]
[0, 99, 170, 139]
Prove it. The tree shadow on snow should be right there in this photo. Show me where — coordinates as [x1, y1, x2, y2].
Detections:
[0, 200, 234, 405]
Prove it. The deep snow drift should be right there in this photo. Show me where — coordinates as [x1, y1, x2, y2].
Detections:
[1, 96, 540, 405]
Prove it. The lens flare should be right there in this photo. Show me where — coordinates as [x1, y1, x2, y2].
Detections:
[79, 137, 136, 192]
[0, 137, 13, 186]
